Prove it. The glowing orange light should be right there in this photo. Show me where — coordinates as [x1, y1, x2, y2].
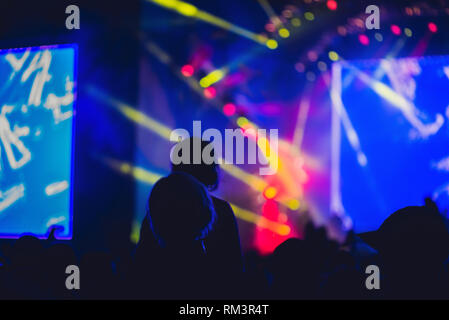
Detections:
[264, 186, 278, 199]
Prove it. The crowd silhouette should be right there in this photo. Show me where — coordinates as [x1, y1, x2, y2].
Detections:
[1, 138, 449, 299]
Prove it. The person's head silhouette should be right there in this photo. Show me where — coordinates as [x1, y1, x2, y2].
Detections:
[171, 137, 219, 191]
[147, 172, 216, 251]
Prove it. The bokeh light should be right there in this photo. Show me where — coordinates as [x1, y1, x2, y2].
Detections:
[223, 103, 236, 116]
[203, 86, 216, 99]
[327, 0, 337, 11]
[391, 24, 401, 35]
[428, 22, 438, 33]
[180, 64, 194, 77]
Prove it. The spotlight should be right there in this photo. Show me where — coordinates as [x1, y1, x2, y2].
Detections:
[428, 22, 438, 33]
[180, 64, 194, 77]
[236, 116, 249, 127]
[203, 87, 216, 99]
[223, 103, 236, 116]
[278, 28, 290, 38]
[358, 34, 369, 46]
[264, 186, 278, 199]
[304, 12, 314, 21]
[391, 24, 401, 35]
[404, 28, 412, 37]
[327, 0, 337, 11]
[266, 39, 278, 49]
[291, 18, 301, 27]
[328, 51, 339, 61]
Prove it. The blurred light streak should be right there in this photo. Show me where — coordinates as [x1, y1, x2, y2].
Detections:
[231, 203, 291, 236]
[102, 157, 163, 185]
[257, 0, 283, 29]
[199, 68, 227, 88]
[330, 63, 367, 168]
[146, 0, 274, 48]
[86, 85, 172, 140]
[292, 96, 310, 151]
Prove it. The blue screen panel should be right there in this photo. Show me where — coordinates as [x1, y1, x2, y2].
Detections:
[0, 44, 76, 239]
[331, 56, 449, 232]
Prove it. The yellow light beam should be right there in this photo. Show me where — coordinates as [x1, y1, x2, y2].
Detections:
[102, 157, 163, 185]
[199, 68, 228, 88]
[231, 204, 291, 236]
[88, 86, 269, 193]
[146, 0, 275, 48]
[86, 86, 172, 140]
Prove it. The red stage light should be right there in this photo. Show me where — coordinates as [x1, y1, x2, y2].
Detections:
[428, 22, 438, 33]
[327, 0, 337, 11]
[358, 34, 369, 46]
[181, 64, 194, 77]
[223, 103, 236, 116]
[391, 24, 401, 35]
[203, 87, 216, 99]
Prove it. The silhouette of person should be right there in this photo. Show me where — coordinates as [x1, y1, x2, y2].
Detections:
[137, 137, 243, 297]
[358, 198, 449, 299]
[134, 172, 217, 298]
[171, 137, 244, 294]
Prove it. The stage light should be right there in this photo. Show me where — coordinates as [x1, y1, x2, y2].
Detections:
[282, 9, 293, 18]
[306, 71, 316, 82]
[327, 0, 337, 11]
[278, 28, 290, 38]
[358, 34, 369, 46]
[328, 51, 339, 61]
[295, 62, 305, 72]
[147, 0, 269, 47]
[337, 26, 347, 36]
[264, 186, 278, 199]
[180, 64, 194, 77]
[318, 61, 327, 72]
[199, 69, 225, 88]
[176, 1, 197, 16]
[391, 24, 401, 35]
[304, 12, 315, 21]
[287, 199, 300, 210]
[291, 18, 301, 27]
[236, 116, 250, 128]
[428, 22, 438, 33]
[307, 51, 318, 62]
[266, 39, 278, 49]
[374, 32, 383, 42]
[203, 87, 216, 99]
[265, 23, 276, 33]
[404, 28, 412, 37]
[223, 103, 236, 116]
